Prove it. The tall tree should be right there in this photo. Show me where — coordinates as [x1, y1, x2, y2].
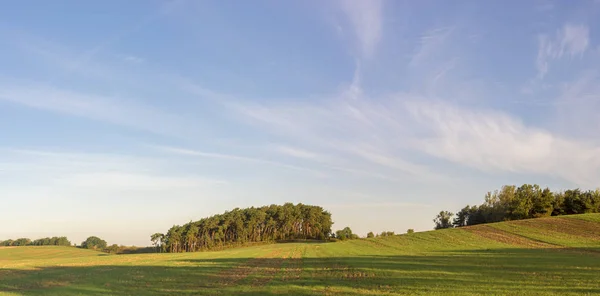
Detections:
[434, 211, 454, 230]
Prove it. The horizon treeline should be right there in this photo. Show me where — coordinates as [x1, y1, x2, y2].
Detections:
[0, 236, 72, 247]
[154, 203, 333, 253]
[435, 184, 600, 229]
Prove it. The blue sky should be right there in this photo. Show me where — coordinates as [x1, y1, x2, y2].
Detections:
[1, 0, 600, 246]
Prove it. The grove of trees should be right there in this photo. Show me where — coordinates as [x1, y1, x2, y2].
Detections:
[81, 236, 108, 250]
[334, 227, 358, 240]
[0, 236, 71, 247]
[435, 184, 600, 229]
[157, 203, 333, 253]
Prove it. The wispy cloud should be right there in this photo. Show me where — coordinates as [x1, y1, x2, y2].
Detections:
[322, 202, 432, 209]
[273, 145, 318, 159]
[537, 24, 590, 79]
[1, 148, 226, 191]
[0, 84, 200, 138]
[119, 54, 145, 64]
[339, 0, 384, 58]
[407, 100, 600, 186]
[153, 145, 327, 177]
[410, 27, 454, 67]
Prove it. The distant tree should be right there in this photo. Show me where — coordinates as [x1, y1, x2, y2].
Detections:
[81, 236, 107, 250]
[434, 211, 454, 230]
[158, 204, 333, 252]
[335, 227, 354, 241]
[13, 238, 31, 246]
[453, 206, 471, 227]
[150, 233, 165, 252]
[366, 232, 374, 238]
[106, 244, 120, 254]
[436, 183, 600, 229]
[530, 187, 554, 217]
[380, 231, 395, 237]
[407, 229, 414, 234]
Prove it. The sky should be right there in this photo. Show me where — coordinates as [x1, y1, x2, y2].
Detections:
[1, 0, 600, 246]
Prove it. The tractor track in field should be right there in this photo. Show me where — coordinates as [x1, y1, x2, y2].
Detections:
[281, 246, 303, 282]
[514, 218, 600, 240]
[464, 225, 558, 248]
[216, 249, 284, 287]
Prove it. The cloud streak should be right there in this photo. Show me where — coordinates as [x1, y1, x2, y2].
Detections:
[339, 0, 384, 58]
[537, 24, 590, 78]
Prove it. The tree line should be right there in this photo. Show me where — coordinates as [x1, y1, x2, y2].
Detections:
[0, 236, 71, 247]
[153, 203, 333, 253]
[434, 184, 600, 229]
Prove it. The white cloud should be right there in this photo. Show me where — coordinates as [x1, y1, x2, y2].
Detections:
[410, 27, 454, 67]
[339, 0, 384, 58]
[153, 145, 327, 177]
[537, 24, 590, 78]
[0, 149, 227, 191]
[406, 100, 600, 186]
[58, 172, 225, 190]
[274, 145, 318, 159]
[0, 84, 198, 138]
[120, 54, 145, 64]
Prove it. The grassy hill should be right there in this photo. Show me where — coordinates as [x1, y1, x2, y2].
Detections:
[1, 214, 599, 295]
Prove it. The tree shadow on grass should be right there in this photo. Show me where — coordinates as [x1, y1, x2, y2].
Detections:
[0, 247, 599, 295]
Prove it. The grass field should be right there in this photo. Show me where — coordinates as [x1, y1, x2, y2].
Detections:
[1, 214, 599, 295]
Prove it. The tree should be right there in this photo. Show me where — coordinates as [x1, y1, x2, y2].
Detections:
[150, 233, 164, 252]
[380, 231, 395, 237]
[509, 184, 537, 220]
[162, 203, 333, 252]
[81, 236, 107, 250]
[433, 211, 454, 230]
[453, 206, 471, 227]
[335, 227, 354, 240]
[366, 232, 374, 238]
[437, 183, 600, 229]
[106, 244, 120, 254]
[530, 187, 553, 217]
[407, 229, 414, 234]
[13, 238, 31, 246]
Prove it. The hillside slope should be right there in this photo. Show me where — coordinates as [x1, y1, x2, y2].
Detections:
[1, 214, 599, 295]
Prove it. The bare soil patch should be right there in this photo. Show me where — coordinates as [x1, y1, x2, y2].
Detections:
[464, 225, 557, 248]
[514, 218, 600, 240]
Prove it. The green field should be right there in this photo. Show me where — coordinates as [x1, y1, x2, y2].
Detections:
[1, 214, 599, 295]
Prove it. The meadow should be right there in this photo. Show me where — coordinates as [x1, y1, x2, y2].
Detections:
[1, 214, 599, 295]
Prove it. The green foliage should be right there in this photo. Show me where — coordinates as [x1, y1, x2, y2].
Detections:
[81, 236, 107, 250]
[366, 232, 374, 238]
[161, 203, 333, 252]
[443, 184, 600, 228]
[150, 233, 165, 252]
[379, 231, 395, 237]
[32, 236, 72, 246]
[1, 236, 71, 247]
[335, 227, 354, 240]
[407, 229, 415, 234]
[12, 238, 31, 246]
[0, 239, 14, 246]
[433, 211, 454, 230]
[106, 244, 120, 254]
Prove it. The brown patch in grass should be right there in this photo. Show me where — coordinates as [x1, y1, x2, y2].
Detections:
[281, 247, 303, 282]
[464, 225, 557, 248]
[216, 249, 282, 287]
[514, 218, 600, 240]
